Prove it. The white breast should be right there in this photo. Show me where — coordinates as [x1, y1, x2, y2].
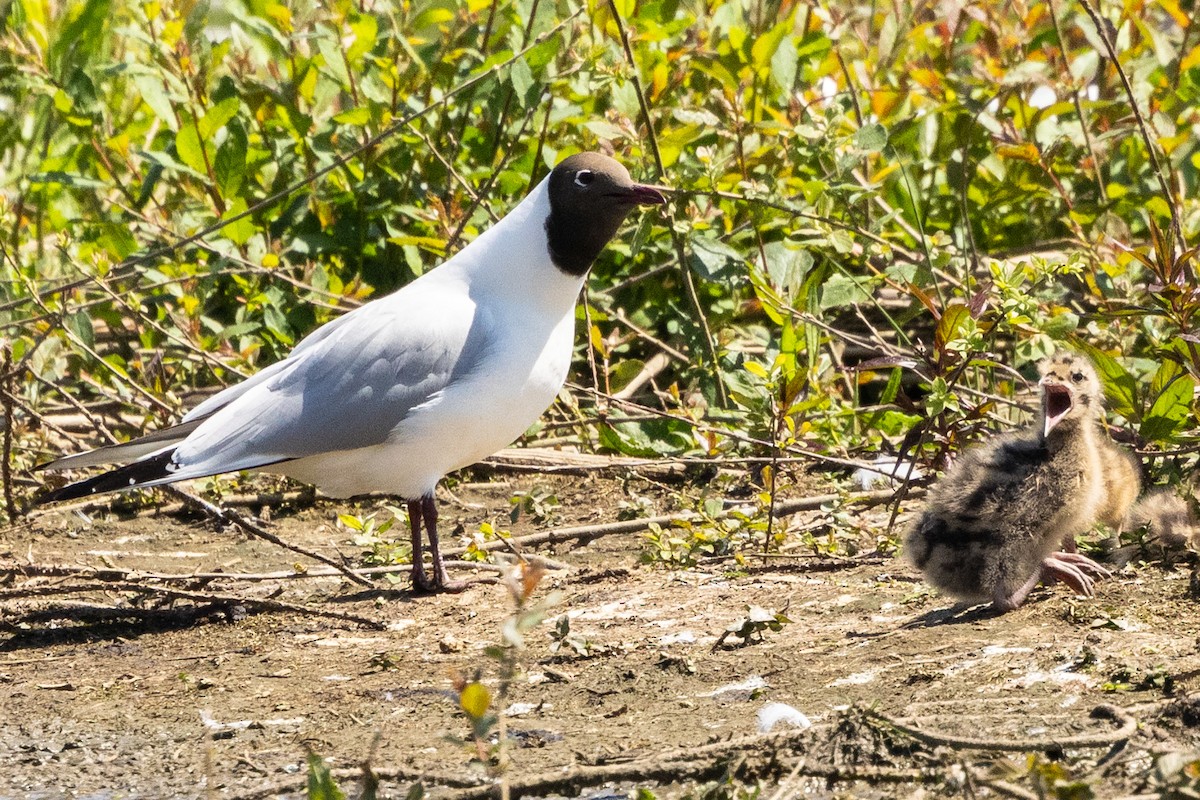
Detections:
[272, 286, 579, 499]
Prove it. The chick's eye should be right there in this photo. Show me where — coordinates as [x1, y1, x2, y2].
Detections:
[574, 170, 595, 188]
[1072, 372, 1084, 382]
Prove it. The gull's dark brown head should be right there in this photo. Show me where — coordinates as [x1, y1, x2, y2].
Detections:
[1037, 351, 1103, 438]
[544, 152, 666, 276]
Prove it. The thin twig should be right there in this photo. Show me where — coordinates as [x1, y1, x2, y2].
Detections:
[164, 487, 373, 588]
[1077, 0, 1186, 260]
[0, 581, 384, 629]
[601, 0, 727, 407]
[1, 342, 15, 520]
[443, 486, 921, 558]
[868, 704, 1138, 752]
[1, 556, 566, 585]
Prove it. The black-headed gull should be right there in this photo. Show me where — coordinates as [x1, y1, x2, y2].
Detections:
[38, 152, 666, 592]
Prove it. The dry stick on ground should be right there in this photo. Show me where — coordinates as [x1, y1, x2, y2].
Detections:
[3, 556, 568, 585]
[22, 487, 319, 519]
[443, 486, 923, 559]
[868, 704, 1138, 752]
[421, 705, 1135, 800]
[227, 724, 941, 800]
[437, 762, 938, 800]
[0, 580, 384, 629]
[163, 486, 372, 588]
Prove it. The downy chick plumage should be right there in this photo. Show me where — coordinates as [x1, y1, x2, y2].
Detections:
[905, 351, 1117, 611]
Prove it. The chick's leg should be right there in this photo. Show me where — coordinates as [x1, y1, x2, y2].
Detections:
[992, 569, 1043, 612]
[992, 551, 1112, 611]
[1041, 551, 1111, 597]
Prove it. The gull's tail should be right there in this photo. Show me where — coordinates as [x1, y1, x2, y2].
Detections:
[35, 450, 178, 505]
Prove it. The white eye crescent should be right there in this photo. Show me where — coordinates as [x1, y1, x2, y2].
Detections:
[574, 170, 595, 188]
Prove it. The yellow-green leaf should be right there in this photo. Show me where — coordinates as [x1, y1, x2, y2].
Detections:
[221, 198, 255, 246]
[175, 119, 207, 174]
[460, 682, 491, 719]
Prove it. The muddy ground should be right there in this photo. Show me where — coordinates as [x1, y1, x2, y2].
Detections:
[2, 466, 1199, 799]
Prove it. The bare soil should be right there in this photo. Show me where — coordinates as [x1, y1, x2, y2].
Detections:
[2, 469, 1199, 799]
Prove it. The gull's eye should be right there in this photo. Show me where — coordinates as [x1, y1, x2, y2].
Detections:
[574, 170, 595, 188]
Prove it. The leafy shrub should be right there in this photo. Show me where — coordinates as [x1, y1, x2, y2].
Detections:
[3, 0, 1198, 520]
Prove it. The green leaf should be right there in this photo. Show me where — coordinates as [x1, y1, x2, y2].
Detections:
[345, 13, 378, 63]
[306, 753, 347, 800]
[317, 37, 350, 86]
[769, 30, 798, 93]
[880, 367, 903, 404]
[750, 18, 789, 71]
[935, 303, 970, 350]
[819, 273, 872, 309]
[1076, 344, 1139, 421]
[175, 119, 208, 175]
[221, 198, 256, 246]
[1140, 373, 1195, 442]
[690, 236, 744, 280]
[608, 359, 645, 393]
[131, 72, 178, 127]
[762, 241, 813, 298]
[214, 120, 247, 197]
[66, 311, 95, 349]
[199, 96, 239, 140]
[333, 107, 371, 126]
[854, 123, 888, 152]
[509, 56, 534, 97]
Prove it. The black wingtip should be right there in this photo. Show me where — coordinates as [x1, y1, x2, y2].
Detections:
[36, 450, 177, 506]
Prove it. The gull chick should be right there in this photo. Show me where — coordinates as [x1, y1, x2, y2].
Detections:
[905, 351, 1117, 612]
[38, 152, 666, 592]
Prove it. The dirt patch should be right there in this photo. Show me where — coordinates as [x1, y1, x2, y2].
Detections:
[2, 470, 1199, 799]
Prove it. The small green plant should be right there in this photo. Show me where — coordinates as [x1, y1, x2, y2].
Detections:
[616, 492, 656, 521]
[339, 506, 410, 572]
[713, 604, 791, 649]
[509, 486, 562, 526]
[305, 751, 347, 800]
[547, 614, 611, 658]
[459, 520, 511, 564]
[640, 498, 753, 567]
[452, 564, 560, 784]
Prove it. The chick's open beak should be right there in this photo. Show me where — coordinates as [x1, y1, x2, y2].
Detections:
[1040, 379, 1073, 437]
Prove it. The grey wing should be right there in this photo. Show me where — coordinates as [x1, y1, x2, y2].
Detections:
[37, 306, 369, 472]
[160, 292, 487, 481]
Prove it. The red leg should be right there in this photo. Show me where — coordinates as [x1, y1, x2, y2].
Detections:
[408, 498, 436, 593]
[420, 494, 467, 593]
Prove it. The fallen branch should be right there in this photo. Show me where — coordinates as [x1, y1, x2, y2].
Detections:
[228, 741, 940, 800]
[1, 556, 566, 585]
[445, 487, 921, 557]
[0, 580, 384, 629]
[868, 704, 1138, 752]
[164, 487, 373, 588]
